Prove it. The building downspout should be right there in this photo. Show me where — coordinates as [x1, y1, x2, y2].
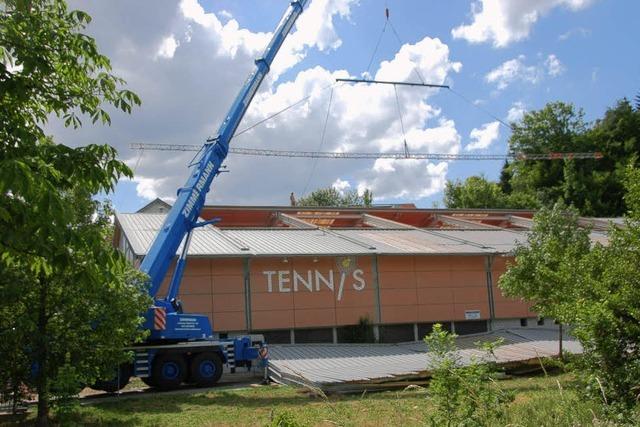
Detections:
[243, 257, 252, 332]
[372, 255, 382, 342]
[485, 255, 496, 331]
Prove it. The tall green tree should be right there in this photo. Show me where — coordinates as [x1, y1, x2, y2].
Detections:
[499, 166, 640, 408]
[0, 0, 147, 424]
[507, 102, 589, 208]
[444, 175, 539, 209]
[449, 99, 640, 216]
[298, 187, 373, 207]
[444, 175, 507, 209]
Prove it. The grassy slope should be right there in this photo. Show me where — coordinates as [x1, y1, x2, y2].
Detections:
[3, 373, 618, 426]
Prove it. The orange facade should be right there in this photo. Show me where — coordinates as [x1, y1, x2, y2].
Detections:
[158, 254, 533, 333]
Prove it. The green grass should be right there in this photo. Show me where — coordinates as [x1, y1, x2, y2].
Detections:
[1, 373, 630, 426]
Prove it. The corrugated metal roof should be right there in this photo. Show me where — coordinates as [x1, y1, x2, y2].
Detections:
[116, 212, 607, 258]
[224, 229, 373, 256]
[268, 328, 582, 389]
[440, 229, 526, 252]
[334, 229, 496, 254]
[116, 213, 247, 257]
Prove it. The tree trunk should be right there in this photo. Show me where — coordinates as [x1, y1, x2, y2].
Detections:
[35, 278, 49, 427]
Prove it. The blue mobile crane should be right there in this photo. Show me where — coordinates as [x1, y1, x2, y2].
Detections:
[92, 0, 309, 392]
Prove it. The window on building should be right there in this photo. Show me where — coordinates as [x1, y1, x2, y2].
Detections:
[537, 318, 545, 326]
[294, 328, 333, 344]
[454, 320, 488, 336]
[253, 329, 291, 344]
[380, 324, 414, 343]
[520, 318, 528, 327]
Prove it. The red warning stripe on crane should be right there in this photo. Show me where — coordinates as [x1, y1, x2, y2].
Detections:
[154, 307, 167, 330]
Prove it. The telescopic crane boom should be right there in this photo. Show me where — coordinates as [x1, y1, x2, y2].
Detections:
[88, 1, 310, 393]
[140, 0, 309, 299]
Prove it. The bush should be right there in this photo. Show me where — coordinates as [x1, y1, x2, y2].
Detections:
[337, 316, 376, 343]
[424, 324, 514, 426]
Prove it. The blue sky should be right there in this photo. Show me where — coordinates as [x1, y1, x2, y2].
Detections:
[70, 0, 639, 212]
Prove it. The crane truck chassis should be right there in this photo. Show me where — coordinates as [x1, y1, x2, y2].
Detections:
[91, 0, 309, 392]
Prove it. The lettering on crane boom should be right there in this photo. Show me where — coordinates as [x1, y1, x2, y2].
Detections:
[184, 161, 215, 220]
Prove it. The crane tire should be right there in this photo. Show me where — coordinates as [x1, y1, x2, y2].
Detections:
[140, 376, 157, 388]
[152, 353, 187, 390]
[189, 352, 223, 387]
[91, 364, 131, 393]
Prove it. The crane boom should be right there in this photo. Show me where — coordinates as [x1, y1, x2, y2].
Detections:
[140, 0, 309, 297]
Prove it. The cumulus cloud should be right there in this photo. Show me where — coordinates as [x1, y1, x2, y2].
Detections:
[332, 178, 351, 194]
[452, 0, 594, 48]
[506, 101, 527, 122]
[545, 54, 565, 76]
[485, 54, 564, 90]
[155, 35, 179, 59]
[465, 121, 501, 151]
[357, 160, 449, 200]
[52, 0, 462, 207]
[485, 55, 540, 89]
[218, 9, 233, 21]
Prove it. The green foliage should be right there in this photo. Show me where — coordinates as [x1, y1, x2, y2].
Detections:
[269, 410, 301, 427]
[298, 187, 373, 207]
[499, 201, 592, 322]
[50, 362, 82, 419]
[337, 316, 376, 343]
[444, 175, 506, 209]
[0, 0, 146, 423]
[500, 168, 640, 409]
[444, 99, 640, 216]
[444, 175, 538, 209]
[424, 324, 514, 427]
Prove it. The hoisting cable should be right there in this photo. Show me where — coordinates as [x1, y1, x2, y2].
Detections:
[301, 85, 335, 196]
[392, 84, 410, 158]
[336, 78, 448, 88]
[212, 82, 337, 141]
[446, 87, 513, 130]
[364, 7, 389, 79]
[385, 13, 427, 86]
[132, 147, 145, 175]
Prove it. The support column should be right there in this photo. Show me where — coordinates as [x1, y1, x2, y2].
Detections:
[243, 257, 252, 332]
[372, 255, 382, 343]
[485, 255, 496, 331]
[372, 255, 382, 325]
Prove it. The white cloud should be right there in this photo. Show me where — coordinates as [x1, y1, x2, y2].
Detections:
[130, 176, 172, 201]
[357, 160, 449, 200]
[332, 178, 351, 194]
[218, 9, 233, 21]
[558, 27, 590, 41]
[485, 54, 564, 89]
[452, 0, 594, 48]
[1, 49, 24, 74]
[52, 0, 462, 207]
[545, 54, 565, 76]
[465, 121, 501, 151]
[155, 35, 179, 59]
[485, 55, 540, 89]
[506, 101, 526, 122]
